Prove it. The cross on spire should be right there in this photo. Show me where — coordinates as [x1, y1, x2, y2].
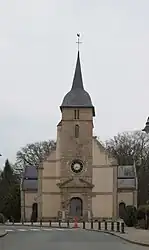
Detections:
[76, 33, 82, 51]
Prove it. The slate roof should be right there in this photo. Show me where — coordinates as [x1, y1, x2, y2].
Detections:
[142, 116, 149, 133]
[21, 161, 137, 192]
[118, 165, 136, 178]
[22, 179, 38, 191]
[22, 165, 38, 191]
[60, 52, 95, 116]
[23, 165, 37, 179]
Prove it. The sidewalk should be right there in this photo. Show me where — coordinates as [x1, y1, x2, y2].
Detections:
[107, 227, 149, 247]
[0, 230, 7, 238]
[82, 222, 149, 246]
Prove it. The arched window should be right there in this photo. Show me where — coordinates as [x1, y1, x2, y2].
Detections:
[75, 125, 79, 138]
[119, 202, 126, 219]
[74, 109, 80, 119]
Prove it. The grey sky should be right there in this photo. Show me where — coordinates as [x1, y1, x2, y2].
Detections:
[0, 0, 149, 167]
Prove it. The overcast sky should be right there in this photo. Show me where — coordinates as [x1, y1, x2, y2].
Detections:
[0, 0, 149, 167]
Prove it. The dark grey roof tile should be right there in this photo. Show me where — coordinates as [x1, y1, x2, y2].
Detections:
[22, 179, 37, 191]
[23, 165, 37, 179]
[60, 52, 95, 116]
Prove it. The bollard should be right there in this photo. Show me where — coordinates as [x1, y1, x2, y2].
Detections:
[121, 222, 125, 234]
[49, 220, 51, 227]
[98, 221, 101, 230]
[74, 217, 78, 228]
[31, 220, 33, 226]
[116, 221, 120, 232]
[21, 219, 24, 225]
[104, 221, 107, 231]
[59, 220, 61, 227]
[40, 220, 42, 226]
[67, 220, 70, 228]
[83, 221, 85, 229]
[91, 220, 93, 229]
[111, 221, 114, 231]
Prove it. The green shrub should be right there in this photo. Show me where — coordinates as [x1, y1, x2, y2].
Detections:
[137, 205, 149, 213]
[137, 206, 146, 220]
[123, 205, 137, 227]
[137, 205, 149, 229]
[0, 213, 5, 223]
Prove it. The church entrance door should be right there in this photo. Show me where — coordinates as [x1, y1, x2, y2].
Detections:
[69, 197, 83, 217]
[119, 202, 126, 219]
[31, 203, 38, 222]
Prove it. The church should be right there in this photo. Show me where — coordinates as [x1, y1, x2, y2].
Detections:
[21, 49, 137, 221]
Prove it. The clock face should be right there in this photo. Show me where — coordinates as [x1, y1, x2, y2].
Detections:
[71, 160, 83, 173]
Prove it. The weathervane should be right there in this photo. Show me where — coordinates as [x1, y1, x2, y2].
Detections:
[76, 33, 82, 51]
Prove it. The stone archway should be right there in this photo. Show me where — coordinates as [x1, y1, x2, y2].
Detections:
[69, 197, 83, 217]
[119, 202, 126, 219]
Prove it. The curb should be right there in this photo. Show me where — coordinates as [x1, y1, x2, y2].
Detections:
[3, 224, 68, 228]
[0, 231, 8, 238]
[2, 224, 78, 229]
[85, 229, 149, 247]
[1, 224, 75, 230]
[107, 231, 149, 247]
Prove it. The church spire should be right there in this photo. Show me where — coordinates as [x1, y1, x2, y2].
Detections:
[76, 33, 82, 52]
[71, 51, 84, 90]
[60, 34, 95, 116]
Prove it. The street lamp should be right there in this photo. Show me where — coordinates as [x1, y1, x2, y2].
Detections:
[142, 117, 149, 134]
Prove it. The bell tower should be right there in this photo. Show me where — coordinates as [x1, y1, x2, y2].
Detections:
[58, 37, 95, 218]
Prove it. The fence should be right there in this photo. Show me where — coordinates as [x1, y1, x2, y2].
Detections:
[2, 220, 125, 234]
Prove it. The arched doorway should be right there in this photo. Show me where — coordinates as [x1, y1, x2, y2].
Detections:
[69, 197, 83, 217]
[119, 202, 126, 219]
[31, 203, 38, 222]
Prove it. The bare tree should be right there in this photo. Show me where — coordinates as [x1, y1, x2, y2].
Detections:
[106, 131, 149, 205]
[15, 140, 56, 171]
[106, 131, 149, 172]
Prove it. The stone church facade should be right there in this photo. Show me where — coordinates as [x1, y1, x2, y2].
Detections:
[21, 51, 137, 221]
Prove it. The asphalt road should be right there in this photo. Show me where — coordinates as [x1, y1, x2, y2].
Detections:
[0, 227, 146, 250]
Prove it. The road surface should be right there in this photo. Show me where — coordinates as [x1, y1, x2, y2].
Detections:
[0, 226, 145, 250]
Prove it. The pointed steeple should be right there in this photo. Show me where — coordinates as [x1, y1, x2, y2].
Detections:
[60, 39, 95, 116]
[71, 51, 84, 90]
[142, 117, 149, 133]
